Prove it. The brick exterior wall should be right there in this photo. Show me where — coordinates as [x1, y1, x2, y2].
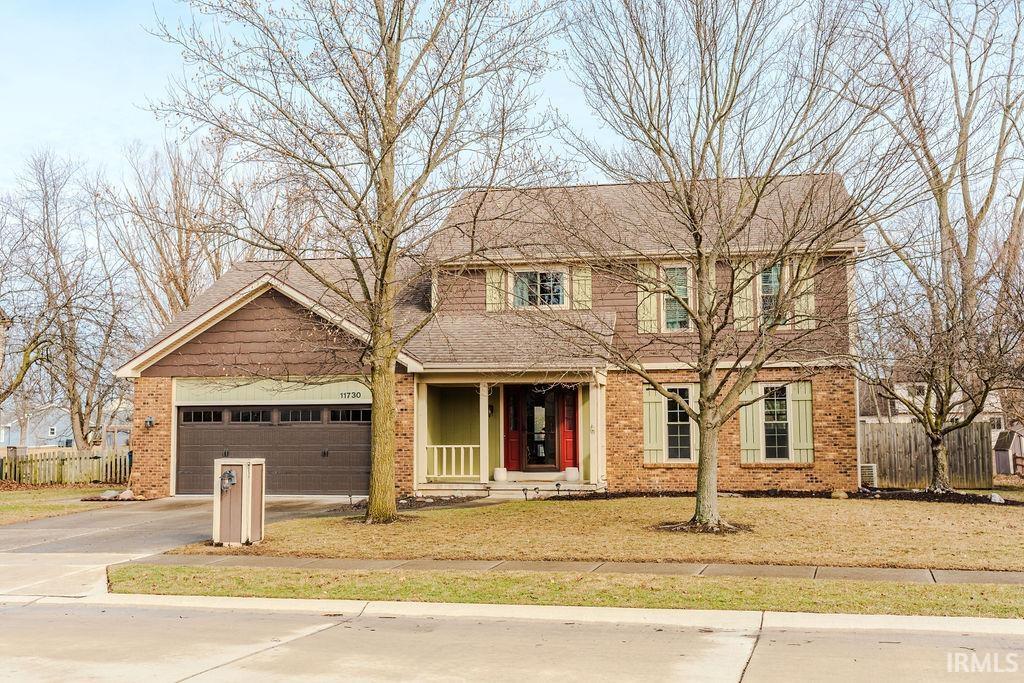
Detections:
[127, 372, 416, 500]
[604, 367, 858, 492]
[128, 376, 174, 499]
[394, 373, 416, 495]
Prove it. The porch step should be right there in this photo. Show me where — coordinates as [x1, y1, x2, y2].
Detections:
[416, 481, 605, 500]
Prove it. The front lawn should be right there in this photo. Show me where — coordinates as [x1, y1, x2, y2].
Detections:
[178, 495, 1024, 571]
[0, 486, 114, 525]
[108, 564, 1024, 619]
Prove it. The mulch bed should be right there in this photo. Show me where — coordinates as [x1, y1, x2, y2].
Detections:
[318, 495, 487, 514]
[849, 489, 1024, 506]
[0, 481, 107, 493]
[545, 488, 1023, 506]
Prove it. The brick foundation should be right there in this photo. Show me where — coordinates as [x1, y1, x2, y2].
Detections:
[604, 367, 859, 492]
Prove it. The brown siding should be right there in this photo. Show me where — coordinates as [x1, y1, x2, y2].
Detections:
[604, 366, 858, 492]
[438, 257, 852, 364]
[143, 290, 369, 377]
[435, 269, 487, 312]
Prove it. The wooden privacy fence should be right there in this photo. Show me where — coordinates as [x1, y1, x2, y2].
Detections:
[859, 422, 992, 489]
[0, 448, 130, 485]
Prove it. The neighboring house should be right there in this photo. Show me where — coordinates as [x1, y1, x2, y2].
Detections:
[118, 178, 861, 499]
[0, 405, 75, 448]
[0, 402, 131, 450]
[859, 380, 1009, 448]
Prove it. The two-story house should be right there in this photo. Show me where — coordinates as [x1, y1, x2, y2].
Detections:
[119, 178, 860, 499]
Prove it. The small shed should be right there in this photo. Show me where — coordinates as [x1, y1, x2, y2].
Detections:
[993, 430, 1024, 476]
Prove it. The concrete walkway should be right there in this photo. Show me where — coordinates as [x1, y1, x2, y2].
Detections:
[127, 553, 1024, 585]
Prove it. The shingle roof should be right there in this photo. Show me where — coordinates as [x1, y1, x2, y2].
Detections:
[406, 310, 616, 370]
[428, 174, 863, 264]
[135, 258, 612, 371]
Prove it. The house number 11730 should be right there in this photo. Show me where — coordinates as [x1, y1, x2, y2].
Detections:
[339, 392, 363, 399]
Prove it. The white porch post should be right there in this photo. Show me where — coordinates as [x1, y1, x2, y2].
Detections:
[415, 382, 428, 486]
[479, 382, 489, 483]
[589, 380, 599, 485]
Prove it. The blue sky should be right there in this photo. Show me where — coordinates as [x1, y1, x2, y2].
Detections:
[0, 1, 192, 189]
[0, 1, 599, 191]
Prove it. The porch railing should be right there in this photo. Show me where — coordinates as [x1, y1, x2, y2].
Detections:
[426, 444, 481, 480]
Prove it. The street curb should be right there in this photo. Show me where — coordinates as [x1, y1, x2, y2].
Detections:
[764, 611, 1024, 635]
[31, 593, 1024, 635]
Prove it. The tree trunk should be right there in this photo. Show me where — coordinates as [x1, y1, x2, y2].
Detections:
[929, 435, 953, 492]
[365, 358, 399, 523]
[690, 419, 723, 528]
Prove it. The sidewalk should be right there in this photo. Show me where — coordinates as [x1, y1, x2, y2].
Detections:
[126, 553, 1024, 585]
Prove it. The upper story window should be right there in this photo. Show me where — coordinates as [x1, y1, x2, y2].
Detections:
[763, 386, 790, 459]
[760, 264, 783, 326]
[512, 271, 565, 308]
[664, 266, 690, 331]
[666, 387, 693, 460]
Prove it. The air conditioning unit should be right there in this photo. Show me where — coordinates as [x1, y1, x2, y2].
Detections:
[859, 463, 878, 489]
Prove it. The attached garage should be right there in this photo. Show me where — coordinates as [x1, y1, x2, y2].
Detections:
[175, 405, 371, 495]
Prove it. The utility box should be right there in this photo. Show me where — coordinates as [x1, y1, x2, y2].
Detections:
[213, 458, 266, 546]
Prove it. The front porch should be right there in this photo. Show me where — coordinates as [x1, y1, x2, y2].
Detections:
[413, 376, 607, 496]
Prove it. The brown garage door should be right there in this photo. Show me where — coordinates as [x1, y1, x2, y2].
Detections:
[175, 405, 371, 495]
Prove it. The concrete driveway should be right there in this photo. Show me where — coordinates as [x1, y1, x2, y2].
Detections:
[0, 497, 349, 598]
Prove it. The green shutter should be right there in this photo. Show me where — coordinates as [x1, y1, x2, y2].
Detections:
[642, 383, 665, 463]
[790, 381, 814, 462]
[485, 268, 505, 312]
[637, 262, 659, 333]
[792, 259, 816, 329]
[572, 267, 592, 310]
[689, 383, 700, 462]
[733, 261, 755, 331]
[739, 382, 763, 463]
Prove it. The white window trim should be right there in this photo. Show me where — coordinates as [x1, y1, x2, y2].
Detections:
[47, 426, 57, 437]
[507, 266, 570, 310]
[760, 382, 793, 462]
[663, 383, 696, 462]
[660, 262, 694, 333]
[754, 261, 793, 331]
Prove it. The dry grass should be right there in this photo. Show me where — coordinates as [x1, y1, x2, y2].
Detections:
[108, 564, 1024, 619]
[0, 487, 113, 525]
[178, 495, 1024, 571]
[968, 475, 1024, 502]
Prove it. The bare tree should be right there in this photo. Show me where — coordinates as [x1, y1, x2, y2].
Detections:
[854, 0, 1024, 491]
[155, 0, 557, 522]
[98, 140, 251, 333]
[0, 191, 55, 407]
[14, 152, 138, 450]
[498, 0, 893, 530]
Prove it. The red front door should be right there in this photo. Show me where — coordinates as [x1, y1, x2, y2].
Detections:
[502, 386, 577, 471]
[558, 389, 578, 470]
[504, 387, 525, 471]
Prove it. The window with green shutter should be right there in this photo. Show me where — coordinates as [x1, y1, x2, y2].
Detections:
[642, 384, 665, 463]
[664, 266, 690, 331]
[763, 386, 790, 459]
[637, 262, 659, 333]
[739, 381, 814, 463]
